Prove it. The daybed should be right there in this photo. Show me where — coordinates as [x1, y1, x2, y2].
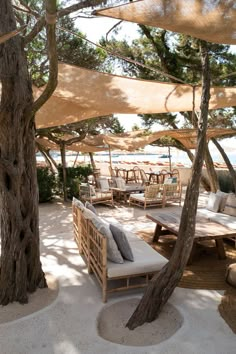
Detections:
[197, 191, 236, 247]
[72, 198, 168, 302]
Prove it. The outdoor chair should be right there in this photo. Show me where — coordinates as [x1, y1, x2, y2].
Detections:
[133, 166, 141, 183]
[140, 169, 150, 186]
[171, 168, 180, 181]
[79, 183, 114, 206]
[159, 169, 172, 183]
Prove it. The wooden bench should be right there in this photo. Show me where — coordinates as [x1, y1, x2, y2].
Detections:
[72, 200, 167, 302]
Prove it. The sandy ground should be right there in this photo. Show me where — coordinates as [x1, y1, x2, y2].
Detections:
[0, 197, 235, 353]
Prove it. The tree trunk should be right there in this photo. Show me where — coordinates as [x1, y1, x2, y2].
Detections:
[0, 0, 46, 305]
[60, 143, 68, 201]
[37, 146, 58, 173]
[204, 145, 219, 192]
[89, 152, 96, 170]
[126, 41, 211, 329]
[212, 137, 236, 193]
[185, 149, 211, 191]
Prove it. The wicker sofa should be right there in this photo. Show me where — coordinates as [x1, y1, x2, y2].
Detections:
[72, 198, 168, 302]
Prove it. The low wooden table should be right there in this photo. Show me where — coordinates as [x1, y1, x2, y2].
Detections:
[110, 186, 145, 203]
[146, 207, 236, 263]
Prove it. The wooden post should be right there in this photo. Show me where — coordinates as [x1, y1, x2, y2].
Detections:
[168, 146, 172, 171]
[108, 145, 112, 169]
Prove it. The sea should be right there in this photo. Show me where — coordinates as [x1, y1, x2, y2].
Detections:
[36, 148, 236, 167]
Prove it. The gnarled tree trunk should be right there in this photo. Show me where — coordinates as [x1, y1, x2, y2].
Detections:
[204, 145, 219, 192]
[185, 148, 211, 191]
[212, 137, 236, 193]
[0, 0, 46, 305]
[126, 41, 211, 329]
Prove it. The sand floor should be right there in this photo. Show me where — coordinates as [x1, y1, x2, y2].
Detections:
[0, 198, 235, 353]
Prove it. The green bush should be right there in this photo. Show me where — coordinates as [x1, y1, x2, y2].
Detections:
[217, 170, 235, 193]
[37, 167, 56, 203]
[57, 164, 93, 199]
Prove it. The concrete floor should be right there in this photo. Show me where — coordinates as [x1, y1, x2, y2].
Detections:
[0, 196, 235, 354]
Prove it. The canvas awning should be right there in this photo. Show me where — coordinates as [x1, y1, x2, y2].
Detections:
[101, 128, 236, 150]
[37, 128, 236, 153]
[36, 137, 108, 153]
[96, 0, 236, 45]
[35, 64, 236, 129]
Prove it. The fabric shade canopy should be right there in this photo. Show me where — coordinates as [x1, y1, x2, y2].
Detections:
[36, 137, 108, 153]
[36, 128, 236, 152]
[100, 128, 236, 150]
[35, 64, 236, 129]
[96, 0, 236, 45]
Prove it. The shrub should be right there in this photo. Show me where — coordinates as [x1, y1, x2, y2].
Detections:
[217, 170, 235, 193]
[57, 164, 93, 199]
[37, 167, 56, 203]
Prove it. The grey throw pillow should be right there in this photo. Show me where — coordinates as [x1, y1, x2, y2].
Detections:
[91, 216, 124, 264]
[110, 223, 134, 262]
[72, 197, 84, 211]
[85, 201, 98, 215]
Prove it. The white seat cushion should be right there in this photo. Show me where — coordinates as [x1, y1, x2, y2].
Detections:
[206, 192, 221, 212]
[197, 208, 236, 229]
[90, 192, 112, 200]
[107, 240, 167, 278]
[129, 193, 145, 201]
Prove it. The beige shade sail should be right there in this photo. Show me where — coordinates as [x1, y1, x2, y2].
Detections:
[96, 0, 236, 45]
[35, 64, 236, 129]
[100, 128, 236, 151]
[37, 128, 236, 153]
[36, 137, 108, 153]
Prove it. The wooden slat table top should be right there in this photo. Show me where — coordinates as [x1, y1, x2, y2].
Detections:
[146, 207, 236, 241]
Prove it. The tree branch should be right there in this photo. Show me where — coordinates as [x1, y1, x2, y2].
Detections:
[24, 0, 105, 44]
[0, 25, 27, 44]
[32, 0, 58, 115]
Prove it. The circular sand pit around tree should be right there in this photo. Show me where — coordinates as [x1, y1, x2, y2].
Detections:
[97, 298, 183, 346]
[0, 273, 59, 324]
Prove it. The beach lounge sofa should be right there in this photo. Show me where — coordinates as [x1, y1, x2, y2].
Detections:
[197, 191, 236, 247]
[129, 182, 182, 209]
[72, 198, 168, 302]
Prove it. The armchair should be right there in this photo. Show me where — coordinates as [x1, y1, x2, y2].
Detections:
[79, 183, 114, 206]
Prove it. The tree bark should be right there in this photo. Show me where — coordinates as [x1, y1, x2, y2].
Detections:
[60, 143, 68, 202]
[0, 0, 46, 305]
[204, 145, 219, 192]
[126, 41, 211, 329]
[185, 149, 211, 191]
[212, 137, 236, 193]
[89, 152, 97, 170]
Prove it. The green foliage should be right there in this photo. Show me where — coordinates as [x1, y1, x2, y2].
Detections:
[58, 164, 93, 199]
[37, 167, 56, 203]
[217, 170, 235, 193]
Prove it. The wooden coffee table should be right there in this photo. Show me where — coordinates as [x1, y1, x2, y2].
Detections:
[110, 185, 145, 203]
[146, 207, 236, 263]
